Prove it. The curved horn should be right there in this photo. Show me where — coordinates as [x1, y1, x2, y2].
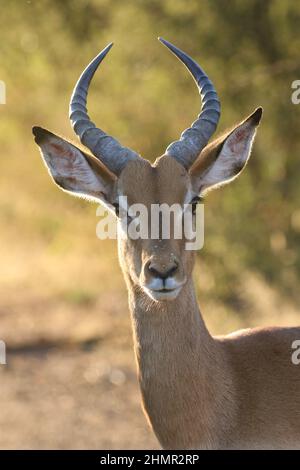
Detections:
[69, 43, 141, 176]
[159, 38, 221, 169]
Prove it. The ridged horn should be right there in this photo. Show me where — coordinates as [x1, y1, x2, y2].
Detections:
[69, 43, 141, 176]
[159, 38, 221, 169]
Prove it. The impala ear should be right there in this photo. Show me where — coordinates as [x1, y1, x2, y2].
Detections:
[33, 127, 116, 207]
[190, 107, 263, 195]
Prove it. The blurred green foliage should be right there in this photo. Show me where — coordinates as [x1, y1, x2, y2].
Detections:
[1, 0, 300, 311]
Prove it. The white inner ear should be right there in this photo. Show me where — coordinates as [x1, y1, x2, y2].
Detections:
[39, 136, 111, 204]
[198, 121, 257, 193]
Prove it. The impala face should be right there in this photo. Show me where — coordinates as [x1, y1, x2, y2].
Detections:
[33, 38, 262, 303]
[117, 157, 196, 301]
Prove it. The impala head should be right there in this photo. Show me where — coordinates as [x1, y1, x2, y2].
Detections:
[33, 38, 262, 302]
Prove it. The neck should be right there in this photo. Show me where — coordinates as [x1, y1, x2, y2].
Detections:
[126, 275, 235, 449]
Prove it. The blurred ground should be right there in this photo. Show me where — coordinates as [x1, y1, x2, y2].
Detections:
[1, 347, 157, 449]
[0, 226, 158, 449]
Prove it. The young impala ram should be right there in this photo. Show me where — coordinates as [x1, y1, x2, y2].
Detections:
[33, 39, 300, 449]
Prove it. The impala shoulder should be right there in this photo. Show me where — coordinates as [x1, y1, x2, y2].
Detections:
[217, 326, 300, 362]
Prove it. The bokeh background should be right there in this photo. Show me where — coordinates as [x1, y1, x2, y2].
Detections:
[0, 0, 300, 449]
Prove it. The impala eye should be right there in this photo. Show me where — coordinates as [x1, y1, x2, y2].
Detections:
[191, 196, 202, 215]
[113, 202, 132, 221]
[113, 202, 119, 216]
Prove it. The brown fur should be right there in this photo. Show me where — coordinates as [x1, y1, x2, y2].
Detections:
[118, 157, 300, 449]
[34, 107, 300, 449]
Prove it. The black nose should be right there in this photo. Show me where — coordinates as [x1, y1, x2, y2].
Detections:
[147, 261, 179, 280]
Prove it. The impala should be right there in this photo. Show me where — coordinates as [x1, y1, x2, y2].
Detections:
[33, 38, 300, 449]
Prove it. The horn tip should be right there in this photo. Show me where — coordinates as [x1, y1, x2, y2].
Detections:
[158, 37, 168, 46]
[99, 42, 114, 58]
[104, 42, 114, 53]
